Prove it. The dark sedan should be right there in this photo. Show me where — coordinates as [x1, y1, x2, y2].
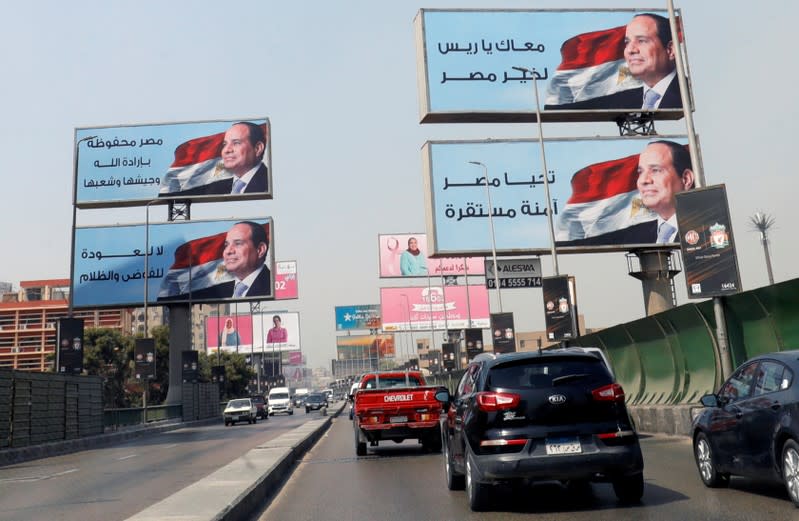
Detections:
[692, 350, 799, 507]
[305, 393, 328, 413]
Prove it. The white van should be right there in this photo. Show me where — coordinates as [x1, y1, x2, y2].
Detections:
[268, 386, 293, 416]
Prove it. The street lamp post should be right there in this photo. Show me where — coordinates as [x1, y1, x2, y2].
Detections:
[468, 161, 503, 312]
[400, 294, 412, 365]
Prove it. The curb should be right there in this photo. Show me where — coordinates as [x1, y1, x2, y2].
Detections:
[125, 401, 346, 521]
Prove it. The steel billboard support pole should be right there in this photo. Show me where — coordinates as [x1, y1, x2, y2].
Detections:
[69, 135, 97, 318]
[143, 199, 159, 336]
[468, 161, 503, 311]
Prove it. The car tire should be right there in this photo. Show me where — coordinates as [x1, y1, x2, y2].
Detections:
[355, 429, 367, 456]
[269, 412, 273, 416]
[781, 439, 799, 507]
[444, 438, 465, 490]
[305, 408, 309, 414]
[289, 410, 294, 415]
[465, 449, 490, 511]
[694, 432, 730, 488]
[224, 421, 230, 426]
[252, 416, 257, 424]
[612, 472, 644, 503]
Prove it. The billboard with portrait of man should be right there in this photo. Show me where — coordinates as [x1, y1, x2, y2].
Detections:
[72, 217, 273, 307]
[415, 9, 690, 123]
[422, 135, 694, 256]
[75, 118, 272, 208]
[378, 233, 485, 278]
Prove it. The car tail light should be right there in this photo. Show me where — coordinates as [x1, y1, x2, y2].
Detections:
[476, 392, 520, 412]
[591, 383, 625, 402]
[597, 430, 635, 439]
[480, 438, 527, 447]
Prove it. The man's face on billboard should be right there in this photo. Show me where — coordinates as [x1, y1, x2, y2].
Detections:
[223, 223, 266, 279]
[221, 124, 264, 177]
[636, 143, 690, 219]
[624, 15, 675, 87]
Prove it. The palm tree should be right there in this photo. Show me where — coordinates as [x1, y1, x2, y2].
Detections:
[749, 211, 776, 285]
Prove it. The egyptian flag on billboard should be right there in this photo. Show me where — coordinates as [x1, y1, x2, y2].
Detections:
[544, 19, 682, 107]
[157, 223, 269, 299]
[555, 153, 656, 242]
[158, 124, 268, 194]
[544, 26, 642, 106]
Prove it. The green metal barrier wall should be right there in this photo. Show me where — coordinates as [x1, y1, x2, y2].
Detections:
[576, 277, 799, 405]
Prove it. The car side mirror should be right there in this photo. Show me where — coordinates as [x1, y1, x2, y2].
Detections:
[700, 394, 719, 408]
[435, 388, 450, 405]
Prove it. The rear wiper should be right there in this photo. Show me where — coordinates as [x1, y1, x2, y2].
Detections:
[552, 373, 590, 385]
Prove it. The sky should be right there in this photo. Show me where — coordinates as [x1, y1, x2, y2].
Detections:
[2, 1, 797, 370]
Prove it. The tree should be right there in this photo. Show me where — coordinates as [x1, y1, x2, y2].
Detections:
[749, 211, 776, 285]
[83, 328, 134, 408]
[198, 350, 255, 400]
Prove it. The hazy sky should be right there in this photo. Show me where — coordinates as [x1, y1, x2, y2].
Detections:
[3, 1, 796, 369]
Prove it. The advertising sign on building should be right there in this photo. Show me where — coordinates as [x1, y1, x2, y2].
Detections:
[414, 9, 689, 123]
[73, 217, 273, 307]
[335, 304, 382, 331]
[675, 185, 742, 298]
[336, 335, 396, 360]
[378, 233, 485, 277]
[75, 118, 272, 208]
[380, 285, 490, 331]
[484, 258, 543, 289]
[542, 275, 578, 341]
[422, 136, 693, 256]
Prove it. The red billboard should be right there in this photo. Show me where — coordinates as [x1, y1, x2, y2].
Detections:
[380, 285, 489, 331]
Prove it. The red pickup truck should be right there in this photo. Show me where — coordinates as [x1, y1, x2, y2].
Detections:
[351, 371, 443, 456]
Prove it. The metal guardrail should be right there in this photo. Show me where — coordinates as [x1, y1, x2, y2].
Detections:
[103, 404, 183, 430]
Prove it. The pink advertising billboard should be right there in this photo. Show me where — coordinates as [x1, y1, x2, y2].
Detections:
[378, 233, 484, 278]
[206, 314, 254, 352]
[380, 285, 489, 331]
[275, 260, 298, 300]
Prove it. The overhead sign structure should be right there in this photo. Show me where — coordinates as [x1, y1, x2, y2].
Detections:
[72, 217, 274, 308]
[378, 233, 484, 277]
[335, 304, 382, 331]
[542, 275, 578, 342]
[675, 185, 742, 298]
[414, 9, 689, 123]
[274, 260, 299, 300]
[484, 258, 542, 289]
[380, 285, 489, 332]
[74, 118, 272, 208]
[422, 136, 694, 256]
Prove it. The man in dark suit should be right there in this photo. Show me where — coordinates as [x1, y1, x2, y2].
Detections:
[546, 13, 681, 111]
[557, 140, 694, 247]
[159, 221, 272, 301]
[164, 122, 268, 197]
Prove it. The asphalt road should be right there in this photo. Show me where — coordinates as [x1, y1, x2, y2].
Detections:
[254, 412, 799, 521]
[0, 408, 309, 521]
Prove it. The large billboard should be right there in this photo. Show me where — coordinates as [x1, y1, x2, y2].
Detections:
[335, 304, 382, 331]
[414, 9, 689, 123]
[205, 314, 254, 352]
[275, 260, 299, 300]
[422, 136, 694, 256]
[490, 312, 516, 354]
[255, 312, 301, 353]
[75, 118, 272, 208]
[675, 185, 742, 298]
[380, 285, 489, 331]
[73, 217, 273, 307]
[484, 258, 543, 289]
[336, 334, 396, 360]
[542, 275, 578, 341]
[378, 233, 484, 277]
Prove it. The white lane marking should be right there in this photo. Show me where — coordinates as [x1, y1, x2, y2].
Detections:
[0, 468, 79, 483]
[116, 454, 137, 461]
[162, 444, 178, 449]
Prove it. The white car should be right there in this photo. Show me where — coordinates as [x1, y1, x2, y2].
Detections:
[223, 398, 257, 426]
[268, 387, 293, 415]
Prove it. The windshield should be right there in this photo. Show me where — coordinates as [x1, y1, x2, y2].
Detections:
[228, 399, 250, 408]
[270, 393, 289, 400]
[307, 394, 325, 401]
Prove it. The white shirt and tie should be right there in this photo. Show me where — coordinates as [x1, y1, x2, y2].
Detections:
[233, 265, 265, 297]
[656, 216, 679, 244]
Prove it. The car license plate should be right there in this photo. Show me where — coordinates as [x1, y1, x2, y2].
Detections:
[545, 437, 581, 455]
[390, 416, 408, 423]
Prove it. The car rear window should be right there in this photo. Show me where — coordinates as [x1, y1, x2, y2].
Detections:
[487, 357, 612, 390]
[362, 376, 421, 389]
[229, 399, 250, 408]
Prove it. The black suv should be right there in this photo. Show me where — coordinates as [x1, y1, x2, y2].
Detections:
[305, 392, 328, 413]
[436, 350, 643, 511]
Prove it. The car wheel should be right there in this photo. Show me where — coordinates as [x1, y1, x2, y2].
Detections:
[612, 472, 644, 503]
[289, 410, 294, 415]
[465, 450, 490, 511]
[252, 415, 257, 424]
[355, 430, 367, 456]
[694, 432, 730, 488]
[782, 439, 799, 507]
[306, 408, 309, 414]
[224, 421, 230, 426]
[269, 412, 273, 416]
[443, 438, 465, 490]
